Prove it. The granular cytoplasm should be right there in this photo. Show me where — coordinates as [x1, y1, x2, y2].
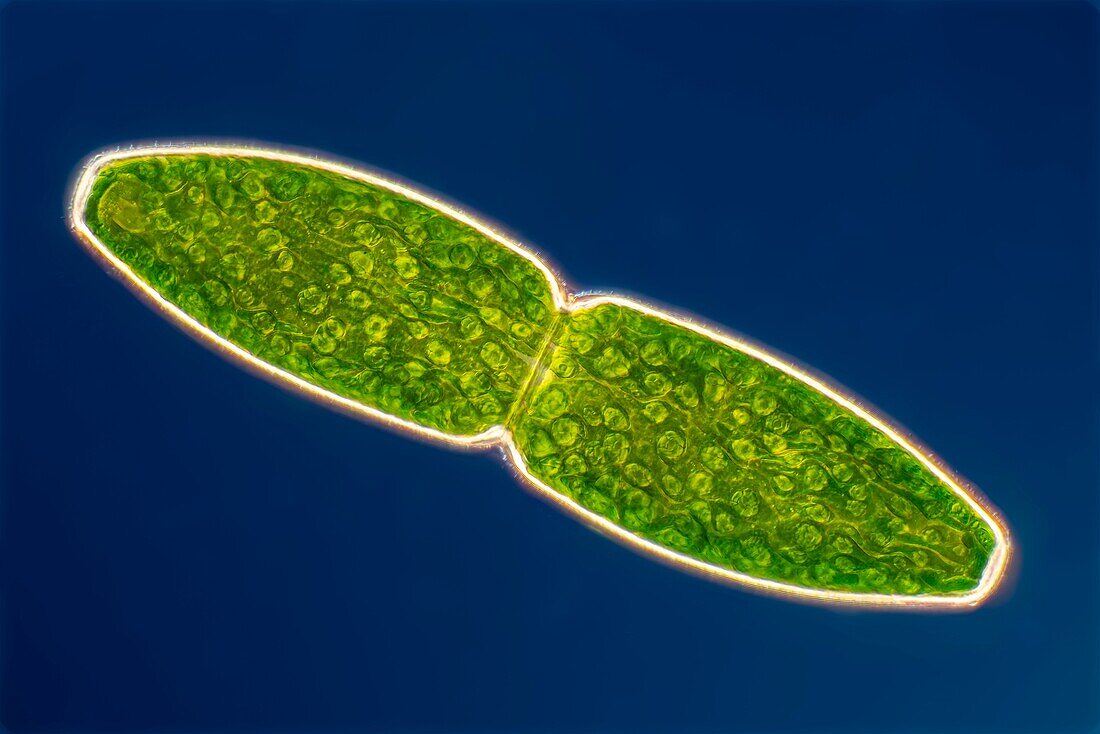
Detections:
[69, 143, 1012, 608]
[511, 302, 993, 596]
[81, 152, 559, 439]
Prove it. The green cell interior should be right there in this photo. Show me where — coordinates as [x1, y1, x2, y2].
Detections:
[83, 153, 995, 597]
[513, 304, 994, 595]
[86, 154, 557, 436]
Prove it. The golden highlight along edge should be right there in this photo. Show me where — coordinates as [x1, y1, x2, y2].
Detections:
[68, 141, 1014, 609]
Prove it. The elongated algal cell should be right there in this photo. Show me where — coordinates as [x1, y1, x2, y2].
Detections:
[512, 303, 992, 596]
[70, 144, 1012, 608]
[83, 153, 558, 438]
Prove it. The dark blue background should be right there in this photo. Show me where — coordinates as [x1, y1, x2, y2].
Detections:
[1, 1, 1096, 731]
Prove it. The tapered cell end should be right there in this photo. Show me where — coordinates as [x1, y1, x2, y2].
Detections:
[509, 299, 1013, 609]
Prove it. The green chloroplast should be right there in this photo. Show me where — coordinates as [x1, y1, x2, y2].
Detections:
[70, 145, 1011, 608]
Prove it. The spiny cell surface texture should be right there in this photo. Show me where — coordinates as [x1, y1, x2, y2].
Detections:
[511, 304, 994, 596]
[78, 150, 1002, 602]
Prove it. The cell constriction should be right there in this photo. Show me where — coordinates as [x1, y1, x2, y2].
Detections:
[69, 145, 1011, 608]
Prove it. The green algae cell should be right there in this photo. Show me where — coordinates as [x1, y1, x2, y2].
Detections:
[84, 152, 558, 437]
[72, 145, 1009, 607]
[512, 303, 994, 596]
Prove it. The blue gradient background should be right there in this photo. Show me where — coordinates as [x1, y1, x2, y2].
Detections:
[1, 1, 1097, 732]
